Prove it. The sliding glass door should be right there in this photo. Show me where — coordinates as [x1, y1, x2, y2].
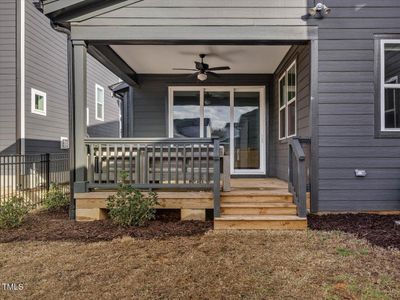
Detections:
[169, 86, 265, 175]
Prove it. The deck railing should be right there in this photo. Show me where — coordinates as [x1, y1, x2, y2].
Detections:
[288, 138, 310, 218]
[85, 137, 228, 217]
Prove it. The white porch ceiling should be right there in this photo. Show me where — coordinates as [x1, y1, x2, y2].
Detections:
[110, 45, 290, 74]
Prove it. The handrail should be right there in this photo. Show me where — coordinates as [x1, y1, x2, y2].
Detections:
[84, 137, 224, 218]
[288, 138, 308, 218]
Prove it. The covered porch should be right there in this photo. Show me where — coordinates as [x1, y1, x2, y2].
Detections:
[57, 3, 317, 228]
[71, 41, 313, 228]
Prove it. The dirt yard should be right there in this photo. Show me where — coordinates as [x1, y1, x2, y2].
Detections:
[0, 211, 400, 299]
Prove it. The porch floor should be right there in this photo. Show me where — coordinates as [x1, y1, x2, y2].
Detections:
[75, 177, 307, 230]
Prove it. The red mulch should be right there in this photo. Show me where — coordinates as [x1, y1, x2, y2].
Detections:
[308, 213, 400, 250]
[0, 209, 212, 243]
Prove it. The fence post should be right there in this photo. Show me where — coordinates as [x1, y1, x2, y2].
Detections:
[212, 137, 221, 218]
[45, 153, 50, 191]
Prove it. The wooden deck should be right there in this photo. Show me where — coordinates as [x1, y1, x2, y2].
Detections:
[75, 178, 308, 230]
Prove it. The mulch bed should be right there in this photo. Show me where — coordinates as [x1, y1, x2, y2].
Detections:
[308, 213, 400, 249]
[0, 209, 212, 243]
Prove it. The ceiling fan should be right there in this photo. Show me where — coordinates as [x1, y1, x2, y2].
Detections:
[173, 54, 230, 81]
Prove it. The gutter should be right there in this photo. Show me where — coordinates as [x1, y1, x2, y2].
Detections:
[49, 20, 76, 220]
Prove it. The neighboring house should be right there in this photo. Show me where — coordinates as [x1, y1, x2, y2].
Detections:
[0, 0, 121, 155]
[40, 0, 400, 228]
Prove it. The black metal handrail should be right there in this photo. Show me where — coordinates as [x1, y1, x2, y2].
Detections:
[288, 138, 308, 218]
[84, 137, 223, 217]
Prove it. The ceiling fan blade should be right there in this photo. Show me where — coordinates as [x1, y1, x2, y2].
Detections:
[187, 72, 198, 78]
[173, 68, 198, 71]
[207, 71, 220, 78]
[208, 66, 230, 71]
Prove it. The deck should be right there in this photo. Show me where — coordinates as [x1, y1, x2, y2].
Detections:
[75, 178, 308, 230]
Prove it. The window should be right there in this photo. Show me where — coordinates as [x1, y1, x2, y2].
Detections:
[31, 88, 46, 116]
[95, 84, 104, 121]
[278, 61, 297, 140]
[381, 40, 400, 131]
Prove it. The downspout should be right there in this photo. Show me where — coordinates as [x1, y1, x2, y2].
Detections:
[50, 21, 76, 220]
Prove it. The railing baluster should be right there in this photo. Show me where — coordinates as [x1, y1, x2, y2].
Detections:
[160, 144, 163, 184]
[175, 144, 179, 184]
[191, 144, 194, 184]
[183, 144, 186, 184]
[167, 144, 171, 184]
[129, 145, 133, 184]
[152, 144, 156, 183]
[106, 144, 110, 183]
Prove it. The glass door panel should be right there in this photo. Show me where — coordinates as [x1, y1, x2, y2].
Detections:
[173, 91, 201, 137]
[233, 91, 261, 171]
[204, 91, 230, 154]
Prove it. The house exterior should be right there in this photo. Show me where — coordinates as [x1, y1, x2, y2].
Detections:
[39, 0, 400, 228]
[0, 0, 121, 155]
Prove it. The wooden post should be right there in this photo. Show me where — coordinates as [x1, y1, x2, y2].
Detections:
[72, 41, 88, 193]
[222, 155, 231, 192]
[212, 137, 221, 218]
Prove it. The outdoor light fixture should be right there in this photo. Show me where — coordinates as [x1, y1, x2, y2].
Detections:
[197, 72, 208, 81]
[308, 2, 331, 18]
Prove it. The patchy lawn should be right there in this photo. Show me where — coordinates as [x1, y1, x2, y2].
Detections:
[0, 211, 400, 299]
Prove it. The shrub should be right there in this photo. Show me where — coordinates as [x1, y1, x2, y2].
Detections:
[0, 196, 30, 229]
[106, 171, 159, 226]
[43, 183, 69, 210]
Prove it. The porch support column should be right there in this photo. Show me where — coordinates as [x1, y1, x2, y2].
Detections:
[72, 40, 88, 193]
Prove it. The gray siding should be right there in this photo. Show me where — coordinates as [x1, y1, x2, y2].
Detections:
[270, 44, 311, 181]
[0, 0, 16, 154]
[315, 0, 400, 212]
[130, 74, 271, 139]
[87, 54, 120, 138]
[23, 0, 120, 153]
[25, 0, 68, 154]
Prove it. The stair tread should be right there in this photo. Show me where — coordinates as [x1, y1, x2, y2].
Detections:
[220, 202, 296, 208]
[222, 190, 291, 196]
[215, 215, 307, 221]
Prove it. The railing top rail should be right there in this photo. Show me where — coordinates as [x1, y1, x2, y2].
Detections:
[289, 138, 306, 161]
[84, 137, 218, 144]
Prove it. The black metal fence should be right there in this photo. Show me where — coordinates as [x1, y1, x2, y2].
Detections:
[0, 153, 70, 207]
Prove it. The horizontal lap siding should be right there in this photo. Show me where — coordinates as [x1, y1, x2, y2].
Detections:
[270, 45, 311, 180]
[25, 0, 68, 153]
[317, 0, 400, 211]
[86, 55, 120, 138]
[74, 0, 311, 39]
[0, 1, 16, 154]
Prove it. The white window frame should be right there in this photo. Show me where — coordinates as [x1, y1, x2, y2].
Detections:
[278, 60, 297, 140]
[95, 84, 105, 121]
[380, 39, 400, 132]
[168, 85, 266, 175]
[31, 88, 47, 116]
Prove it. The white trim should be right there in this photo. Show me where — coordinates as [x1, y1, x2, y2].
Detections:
[380, 39, 400, 132]
[86, 107, 90, 126]
[278, 59, 297, 140]
[31, 88, 47, 116]
[19, 0, 25, 154]
[168, 85, 266, 175]
[95, 83, 105, 121]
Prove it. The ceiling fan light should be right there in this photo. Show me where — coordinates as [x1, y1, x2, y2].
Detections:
[197, 73, 208, 81]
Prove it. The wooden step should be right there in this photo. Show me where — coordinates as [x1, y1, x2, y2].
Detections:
[220, 202, 297, 215]
[214, 215, 307, 230]
[221, 193, 293, 203]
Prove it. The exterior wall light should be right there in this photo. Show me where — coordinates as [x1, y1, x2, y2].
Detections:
[309, 3, 331, 18]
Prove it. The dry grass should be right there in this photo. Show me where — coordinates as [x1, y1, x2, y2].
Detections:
[0, 230, 400, 300]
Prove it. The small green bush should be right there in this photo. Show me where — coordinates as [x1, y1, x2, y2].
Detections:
[0, 196, 30, 229]
[43, 183, 69, 210]
[106, 171, 159, 226]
